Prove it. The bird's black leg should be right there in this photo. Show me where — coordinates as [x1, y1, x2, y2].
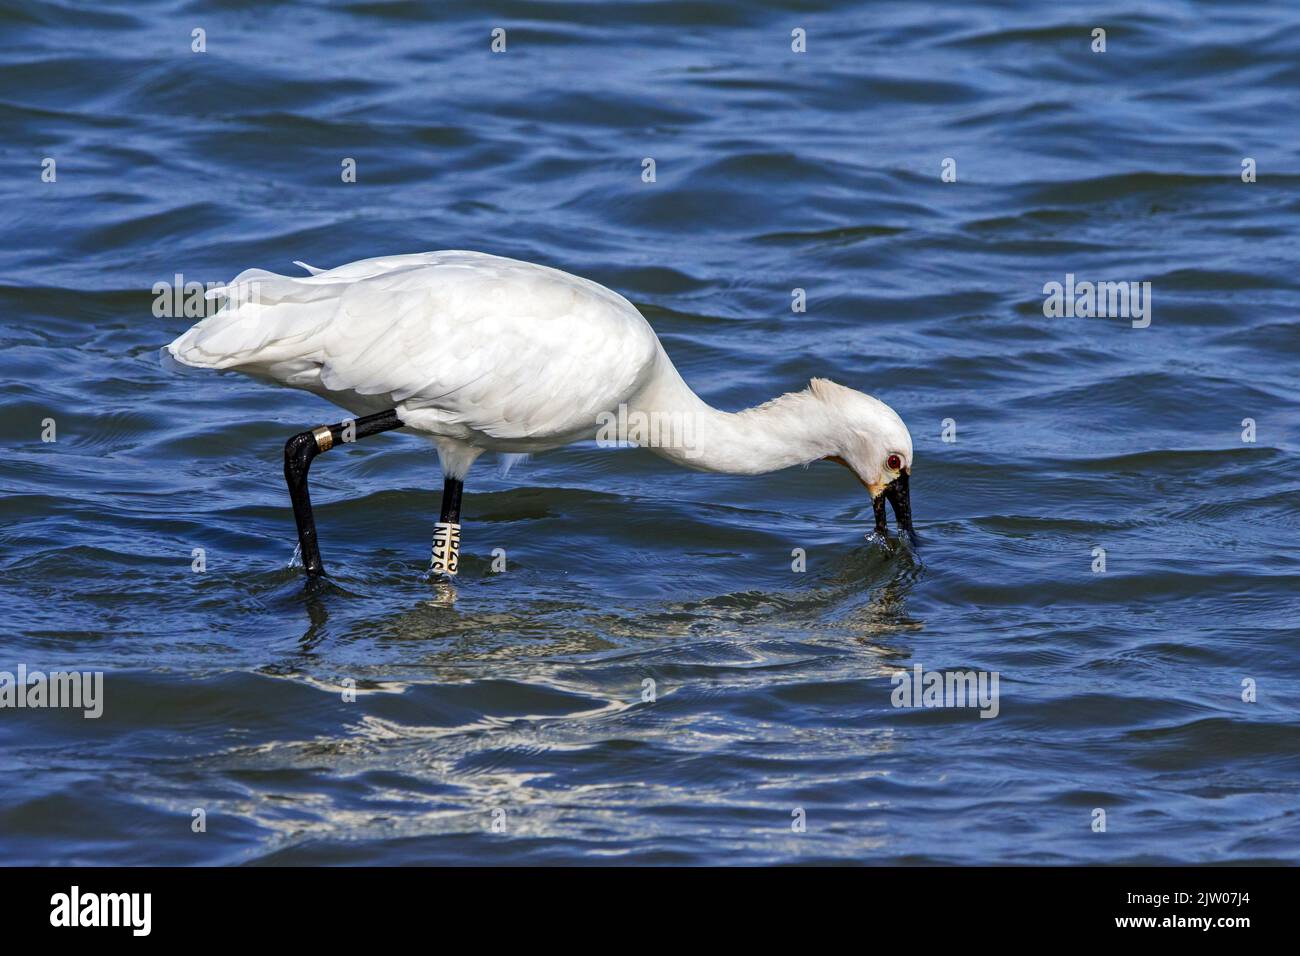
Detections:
[283, 409, 404, 577]
[430, 476, 463, 576]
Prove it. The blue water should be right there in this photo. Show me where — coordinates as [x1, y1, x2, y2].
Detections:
[1, 0, 1299, 864]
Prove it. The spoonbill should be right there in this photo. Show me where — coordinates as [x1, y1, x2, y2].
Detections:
[165, 251, 915, 578]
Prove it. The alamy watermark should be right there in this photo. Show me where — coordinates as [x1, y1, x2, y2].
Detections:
[50, 886, 150, 936]
[0, 665, 103, 718]
[596, 403, 700, 458]
[891, 663, 999, 718]
[1043, 273, 1151, 328]
[152, 273, 262, 318]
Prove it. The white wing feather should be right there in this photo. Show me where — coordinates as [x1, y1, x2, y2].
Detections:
[167, 251, 661, 450]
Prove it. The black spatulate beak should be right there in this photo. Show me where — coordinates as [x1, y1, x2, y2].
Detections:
[876, 471, 918, 548]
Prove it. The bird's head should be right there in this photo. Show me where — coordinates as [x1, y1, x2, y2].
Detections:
[809, 377, 916, 545]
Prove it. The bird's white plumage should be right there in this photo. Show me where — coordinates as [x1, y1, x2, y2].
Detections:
[167, 250, 914, 491]
[169, 252, 661, 465]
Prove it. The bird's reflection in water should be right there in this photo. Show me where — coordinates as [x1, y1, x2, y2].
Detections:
[286, 566, 462, 646]
[827, 545, 925, 656]
[299, 593, 329, 652]
[424, 577, 458, 607]
[295, 575, 339, 653]
[287, 542, 924, 666]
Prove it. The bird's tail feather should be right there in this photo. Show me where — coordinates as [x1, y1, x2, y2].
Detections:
[164, 263, 339, 371]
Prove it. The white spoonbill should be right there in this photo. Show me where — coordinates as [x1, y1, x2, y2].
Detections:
[165, 251, 915, 578]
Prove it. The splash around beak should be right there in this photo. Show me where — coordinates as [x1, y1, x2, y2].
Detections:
[873, 471, 918, 548]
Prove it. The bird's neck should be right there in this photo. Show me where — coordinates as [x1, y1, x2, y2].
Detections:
[627, 350, 837, 474]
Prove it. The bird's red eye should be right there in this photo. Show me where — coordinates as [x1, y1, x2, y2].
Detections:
[887, 454, 902, 471]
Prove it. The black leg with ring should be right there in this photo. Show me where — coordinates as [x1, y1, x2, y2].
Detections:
[284, 408, 404, 577]
[431, 476, 463, 576]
